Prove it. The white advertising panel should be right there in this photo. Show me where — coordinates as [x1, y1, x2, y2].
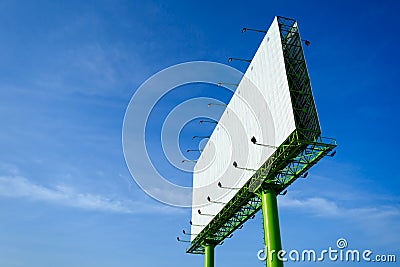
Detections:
[191, 17, 296, 240]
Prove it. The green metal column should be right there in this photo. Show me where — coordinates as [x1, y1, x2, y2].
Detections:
[204, 243, 214, 267]
[261, 189, 283, 267]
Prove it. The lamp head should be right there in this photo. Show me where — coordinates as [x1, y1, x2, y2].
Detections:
[251, 136, 257, 144]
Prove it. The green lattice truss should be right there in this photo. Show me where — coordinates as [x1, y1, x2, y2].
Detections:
[186, 16, 337, 254]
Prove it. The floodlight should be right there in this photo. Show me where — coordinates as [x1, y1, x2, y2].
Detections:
[207, 102, 227, 107]
[199, 119, 217, 124]
[302, 172, 308, 178]
[280, 190, 287, 196]
[198, 209, 214, 216]
[217, 82, 239, 87]
[302, 39, 310, 46]
[329, 150, 337, 157]
[217, 181, 240, 190]
[251, 136, 257, 144]
[181, 159, 197, 163]
[238, 225, 243, 229]
[232, 161, 257, 171]
[190, 220, 205, 227]
[207, 196, 226, 204]
[183, 230, 196, 236]
[228, 57, 252, 63]
[187, 149, 203, 153]
[192, 135, 210, 140]
[241, 27, 267, 34]
[250, 136, 277, 149]
[177, 237, 190, 243]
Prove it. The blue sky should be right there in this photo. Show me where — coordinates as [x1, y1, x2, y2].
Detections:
[0, 0, 399, 266]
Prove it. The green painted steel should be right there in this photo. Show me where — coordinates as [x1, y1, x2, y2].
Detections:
[204, 243, 214, 267]
[186, 134, 336, 254]
[261, 190, 283, 267]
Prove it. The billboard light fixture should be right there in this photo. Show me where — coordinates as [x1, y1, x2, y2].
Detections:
[217, 182, 240, 190]
[181, 159, 197, 163]
[198, 209, 215, 216]
[207, 196, 227, 204]
[242, 27, 267, 34]
[190, 220, 205, 227]
[217, 82, 239, 87]
[192, 135, 210, 140]
[207, 103, 227, 107]
[301, 39, 311, 46]
[279, 190, 288, 196]
[251, 136, 277, 149]
[329, 150, 337, 157]
[238, 225, 243, 229]
[177, 237, 190, 243]
[199, 119, 218, 124]
[302, 172, 309, 178]
[186, 149, 203, 153]
[183, 229, 196, 236]
[232, 161, 257, 172]
[228, 57, 252, 63]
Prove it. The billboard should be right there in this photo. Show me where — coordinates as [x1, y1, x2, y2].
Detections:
[190, 16, 320, 242]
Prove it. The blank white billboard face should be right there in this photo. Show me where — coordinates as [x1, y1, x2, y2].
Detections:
[191, 17, 296, 240]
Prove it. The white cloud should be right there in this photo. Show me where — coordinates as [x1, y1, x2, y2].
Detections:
[280, 195, 400, 219]
[0, 175, 180, 214]
[280, 196, 341, 217]
[279, 194, 400, 247]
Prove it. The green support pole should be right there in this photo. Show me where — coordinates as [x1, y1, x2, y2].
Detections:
[261, 189, 283, 267]
[204, 243, 214, 267]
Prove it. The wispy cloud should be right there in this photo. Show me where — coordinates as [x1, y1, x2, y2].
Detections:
[280, 194, 400, 247]
[0, 174, 180, 215]
[280, 196, 341, 217]
[280, 195, 400, 219]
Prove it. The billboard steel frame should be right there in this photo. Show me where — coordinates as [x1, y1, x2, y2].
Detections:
[185, 16, 337, 267]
